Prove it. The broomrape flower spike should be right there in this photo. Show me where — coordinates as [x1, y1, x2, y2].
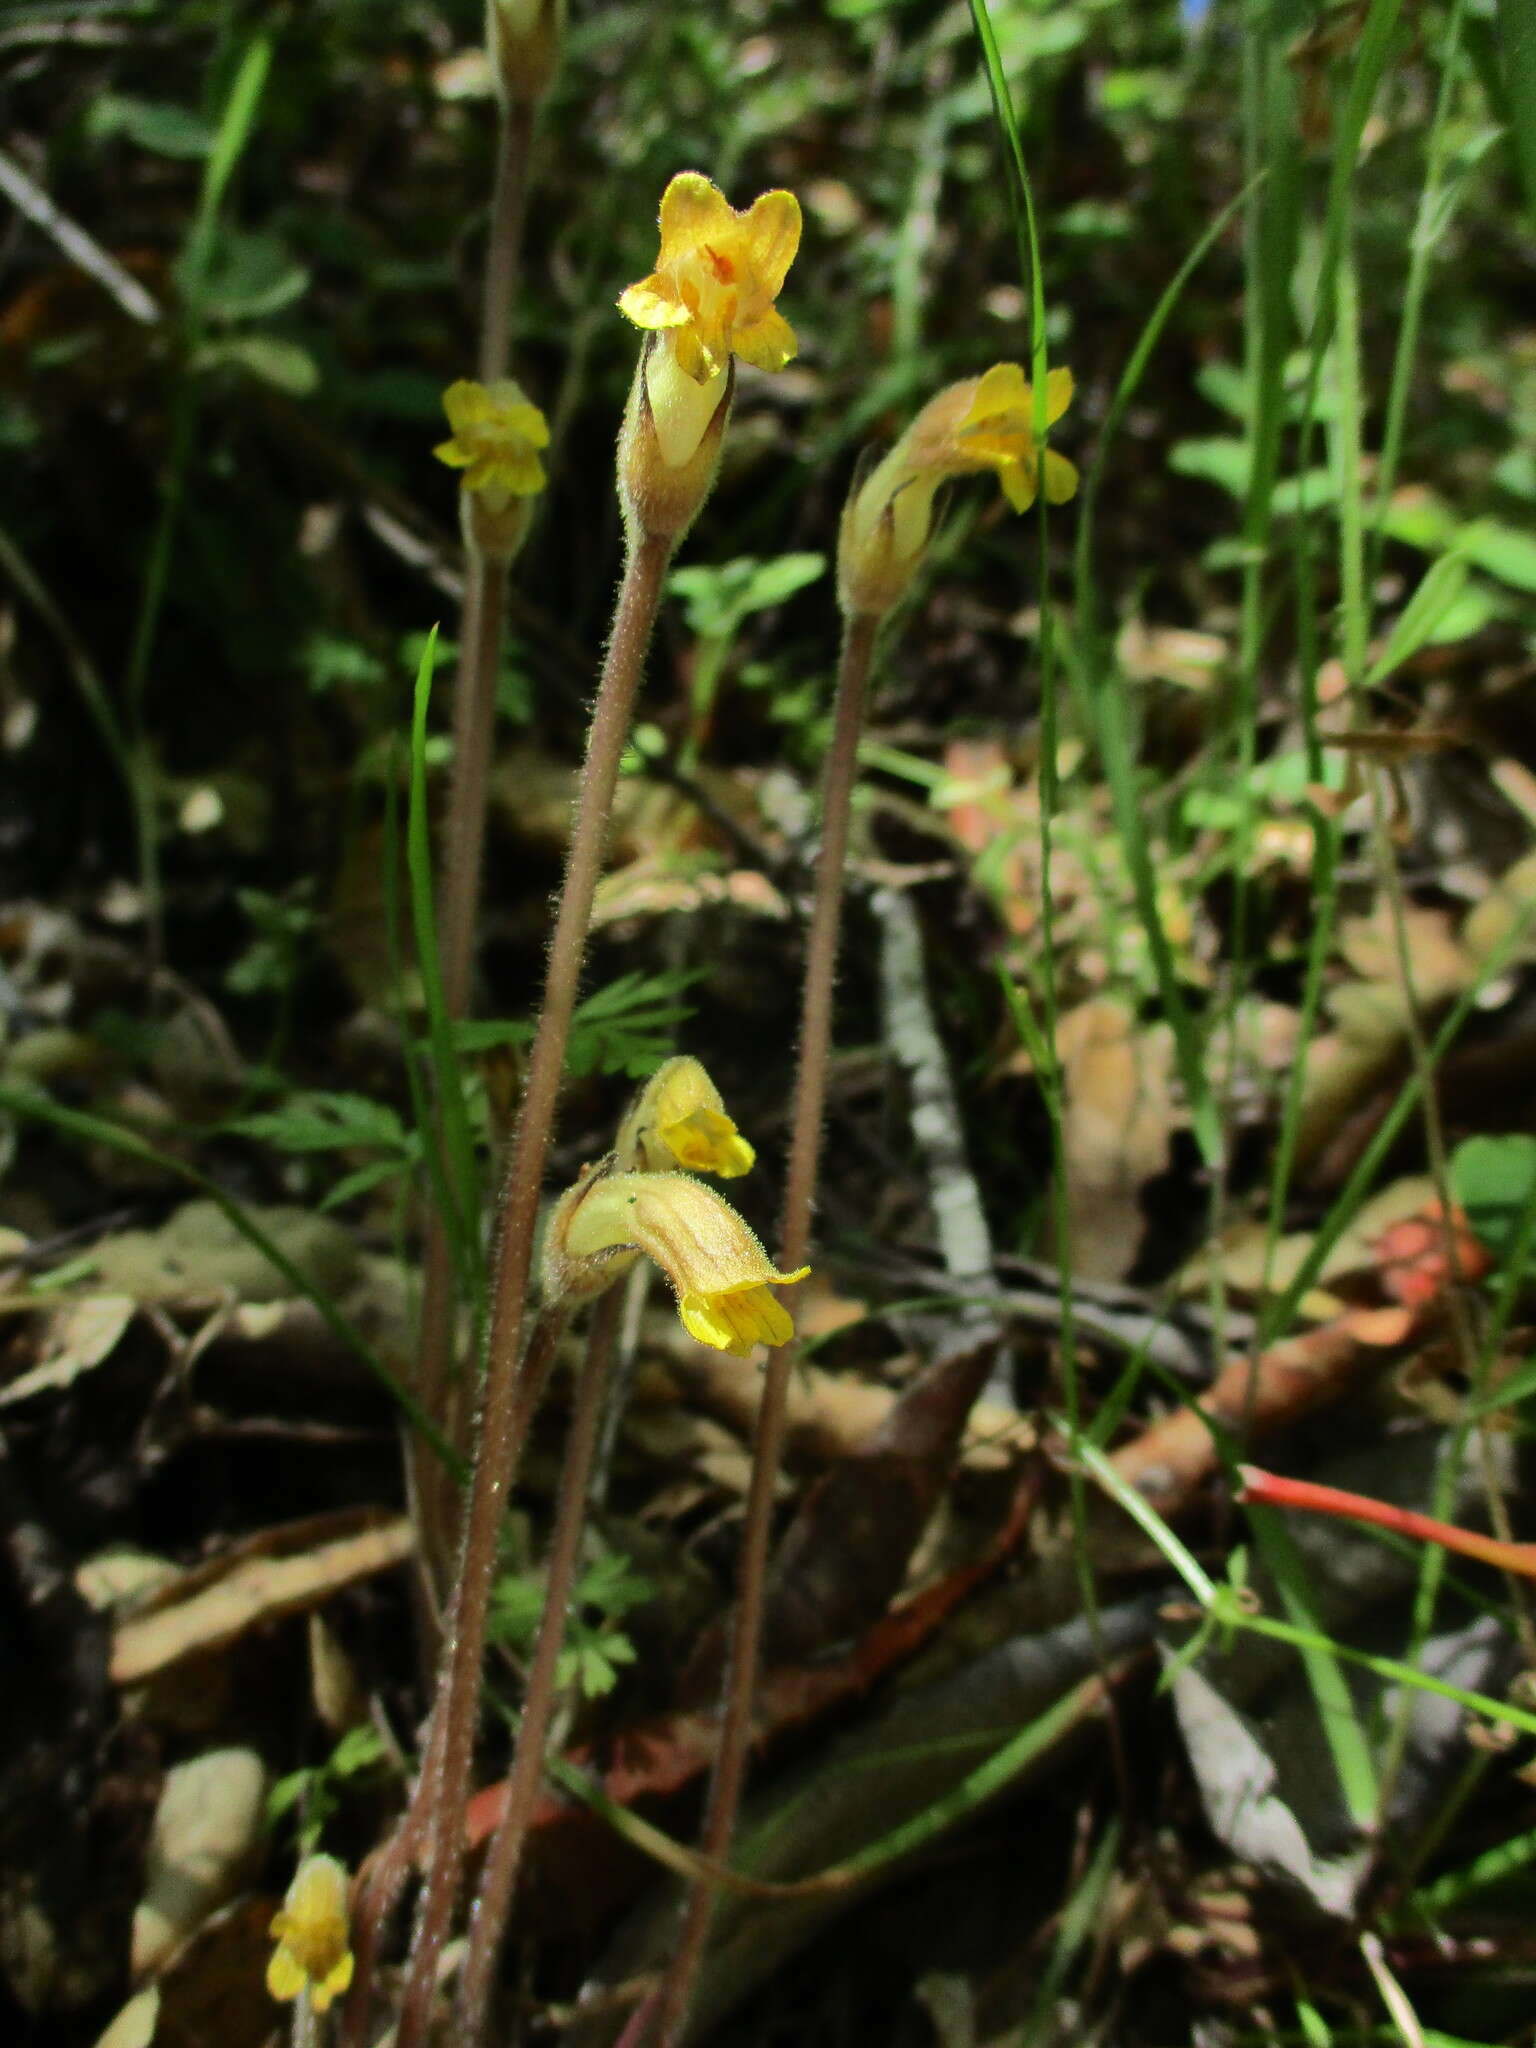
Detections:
[839, 362, 1077, 619]
[551, 1167, 808, 1356]
[435, 378, 550, 499]
[615, 172, 801, 540]
[435, 377, 550, 561]
[618, 172, 801, 384]
[267, 1853, 354, 2013]
[616, 1056, 755, 1179]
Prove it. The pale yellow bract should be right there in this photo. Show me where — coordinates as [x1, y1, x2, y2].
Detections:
[266, 1853, 354, 2013]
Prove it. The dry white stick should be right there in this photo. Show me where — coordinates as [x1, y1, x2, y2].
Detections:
[874, 886, 1004, 1376]
[0, 143, 161, 325]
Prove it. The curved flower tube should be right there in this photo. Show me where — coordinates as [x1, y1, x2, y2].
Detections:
[547, 1165, 808, 1357]
[838, 362, 1077, 618]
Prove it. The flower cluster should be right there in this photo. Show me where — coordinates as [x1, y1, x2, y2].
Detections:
[544, 1057, 807, 1359]
[615, 172, 802, 542]
[435, 377, 551, 559]
[839, 362, 1078, 618]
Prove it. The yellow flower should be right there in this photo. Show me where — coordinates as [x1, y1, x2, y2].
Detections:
[838, 362, 1077, 618]
[559, 1169, 808, 1357]
[955, 362, 1078, 512]
[618, 171, 802, 385]
[434, 378, 550, 504]
[614, 173, 800, 538]
[266, 1854, 353, 2013]
[616, 1057, 755, 1179]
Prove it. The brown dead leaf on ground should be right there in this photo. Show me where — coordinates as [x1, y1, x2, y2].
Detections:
[1054, 996, 1179, 1281]
[652, 1340, 1029, 1470]
[737, 1332, 1010, 1672]
[0, 1293, 135, 1406]
[111, 1508, 414, 1686]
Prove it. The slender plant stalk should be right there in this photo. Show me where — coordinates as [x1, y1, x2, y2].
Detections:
[391, 532, 672, 2048]
[652, 610, 879, 2046]
[455, 1285, 624, 2038]
[341, 1302, 568, 2048]
[413, 79, 538, 1581]
[479, 96, 534, 384]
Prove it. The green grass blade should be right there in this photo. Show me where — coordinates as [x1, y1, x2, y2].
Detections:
[1493, 0, 1536, 222]
[407, 627, 484, 1293]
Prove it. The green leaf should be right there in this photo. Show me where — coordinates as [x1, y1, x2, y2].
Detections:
[186, 228, 311, 323]
[1365, 552, 1471, 685]
[328, 1726, 386, 1778]
[667, 553, 825, 641]
[318, 1160, 410, 1213]
[1451, 1134, 1536, 1262]
[1168, 436, 1250, 498]
[458, 969, 701, 1081]
[88, 94, 215, 160]
[196, 335, 320, 396]
[1458, 518, 1536, 595]
[230, 1092, 409, 1156]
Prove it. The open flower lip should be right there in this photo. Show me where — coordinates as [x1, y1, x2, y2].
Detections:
[434, 377, 551, 500]
[617, 170, 802, 383]
[954, 361, 1079, 512]
[267, 1853, 354, 2012]
[618, 1056, 757, 1179]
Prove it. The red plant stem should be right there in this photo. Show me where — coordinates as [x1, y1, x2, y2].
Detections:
[653, 610, 879, 2046]
[1237, 1464, 1536, 1577]
[341, 1303, 568, 2048]
[455, 1286, 624, 2038]
[392, 532, 671, 2048]
[413, 75, 535, 1580]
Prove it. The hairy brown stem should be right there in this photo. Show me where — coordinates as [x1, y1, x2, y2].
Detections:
[392, 533, 672, 2048]
[654, 611, 879, 2045]
[341, 1303, 568, 2048]
[456, 1286, 623, 2038]
[479, 96, 533, 385]
[412, 77, 535, 1591]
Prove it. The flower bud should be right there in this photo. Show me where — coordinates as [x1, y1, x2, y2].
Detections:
[485, 0, 565, 107]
